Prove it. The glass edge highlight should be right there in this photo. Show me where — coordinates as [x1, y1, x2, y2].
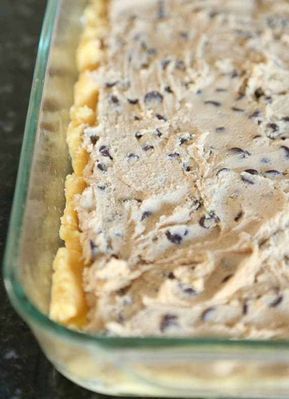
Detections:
[3, 0, 289, 351]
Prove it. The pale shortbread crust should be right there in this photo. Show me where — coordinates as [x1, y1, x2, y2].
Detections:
[50, 0, 108, 327]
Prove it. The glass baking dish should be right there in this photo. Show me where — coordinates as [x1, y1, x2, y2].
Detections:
[4, 0, 289, 397]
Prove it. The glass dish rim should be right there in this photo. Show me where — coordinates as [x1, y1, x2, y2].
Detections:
[3, 0, 289, 351]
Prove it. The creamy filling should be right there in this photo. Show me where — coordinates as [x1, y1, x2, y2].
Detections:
[77, 0, 289, 337]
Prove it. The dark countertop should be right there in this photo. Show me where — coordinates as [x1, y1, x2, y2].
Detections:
[0, 1, 157, 398]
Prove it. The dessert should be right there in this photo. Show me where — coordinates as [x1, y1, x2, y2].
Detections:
[50, 0, 289, 338]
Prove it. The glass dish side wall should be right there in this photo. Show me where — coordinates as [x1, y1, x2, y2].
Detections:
[4, 0, 289, 397]
[18, 0, 86, 314]
[28, 324, 289, 397]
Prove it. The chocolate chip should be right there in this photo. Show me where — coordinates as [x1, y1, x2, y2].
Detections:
[259, 237, 269, 248]
[110, 95, 120, 105]
[284, 255, 289, 265]
[144, 91, 163, 105]
[167, 272, 176, 280]
[183, 163, 191, 172]
[231, 107, 244, 112]
[168, 152, 180, 159]
[155, 128, 162, 137]
[161, 59, 171, 70]
[204, 100, 222, 107]
[231, 70, 239, 78]
[127, 153, 139, 161]
[157, 0, 166, 19]
[165, 231, 183, 245]
[135, 131, 143, 140]
[281, 145, 289, 158]
[254, 87, 264, 100]
[199, 212, 220, 229]
[97, 163, 107, 172]
[282, 116, 289, 122]
[249, 110, 261, 118]
[179, 137, 189, 145]
[142, 144, 154, 152]
[241, 174, 255, 185]
[201, 307, 215, 321]
[140, 41, 148, 51]
[155, 113, 167, 121]
[89, 240, 99, 260]
[179, 31, 189, 40]
[183, 81, 193, 90]
[234, 211, 243, 222]
[141, 211, 152, 221]
[105, 81, 118, 88]
[134, 115, 141, 121]
[208, 8, 220, 17]
[128, 98, 139, 105]
[181, 285, 197, 295]
[175, 60, 186, 71]
[243, 302, 248, 315]
[229, 147, 251, 158]
[264, 170, 282, 177]
[244, 169, 258, 175]
[164, 85, 174, 94]
[191, 199, 202, 211]
[147, 47, 157, 56]
[269, 295, 283, 308]
[215, 127, 225, 132]
[222, 274, 233, 283]
[116, 286, 130, 296]
[99, 145, 113, 160]
[265, 96, 272, 104]
[267, 123, 279, 132]
[267, 15, 289, 29]
[99, 38, 105, 50]
[216, 167, 230, 176]
[90, 135, 99, 145]
[160, 314, 178, 332]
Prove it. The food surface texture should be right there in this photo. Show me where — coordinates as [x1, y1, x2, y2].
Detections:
[50, 0, 289, 338]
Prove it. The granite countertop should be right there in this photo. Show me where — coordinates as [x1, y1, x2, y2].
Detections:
[0, 1, 152, 398]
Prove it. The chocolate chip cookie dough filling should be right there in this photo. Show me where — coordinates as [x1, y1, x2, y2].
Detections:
[50, 0, 289, 338]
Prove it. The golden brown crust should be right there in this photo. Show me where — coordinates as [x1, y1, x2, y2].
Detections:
[49, 0, 108, 327]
